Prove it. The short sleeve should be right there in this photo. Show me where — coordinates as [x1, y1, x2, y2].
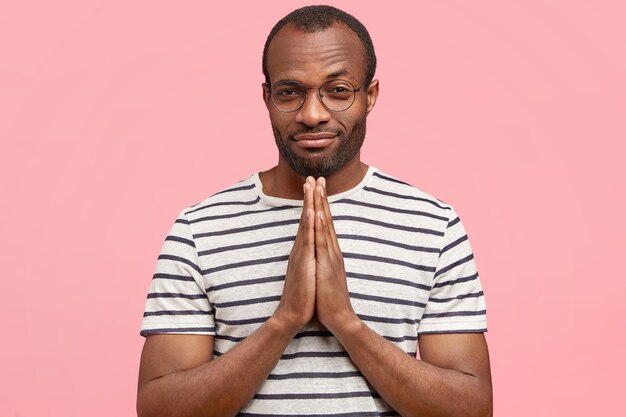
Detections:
[418, 208, 487, 335]
[140, 210, 215, 336]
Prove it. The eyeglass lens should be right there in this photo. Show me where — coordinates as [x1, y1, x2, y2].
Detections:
[271, 80, 357, 112]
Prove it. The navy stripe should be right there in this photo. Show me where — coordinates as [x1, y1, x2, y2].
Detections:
[346, 272, 431, 291]
[187, 196, 261, 215]
[193, 218, 300, 239]
[198, 236, 295, 257]
[383, 334, 418, 343]
[202, 255, 289, 275]
[207, 275, 284, 293]
[214, 316, 270, 326]
[434, 254, 474, 278]
[240, 411, 397, 417]
[334, 215, 443, 236]
[294, 331, 333, 339]
[281, 351, 349, 360]
[428, 291, 484, 303]
[338, 199, 448, 221]
[447, 216, 460, 228]
[440, 235, 468, 254]
[363, 186, 450, 210]
[419, 328, 487, 335]
[147, 292, 206, 300]
[140, 327, 215, 335]
[357, 314, 419, 325]
[253, 391, 380, 400]
[190, 205, 297, 225]
[175, 218, 189, 225]
[157, 254, 201, 274]
[344, 252, 435, 272]
[433, 273, 479, 289]
[338, 234, 439, 253]
[213, 183, 255, 195]
[349, 291, 426, 308]
[165, 235, 195, 248]
[143, 310, 213, 317]
[422, 309, 486, 319]
[267, 371, 362, 380]
[213, 295, 281, 308]
[215, 334, 246, 342]
[152, 273, 195, 282]
[373, 171, 411, 186]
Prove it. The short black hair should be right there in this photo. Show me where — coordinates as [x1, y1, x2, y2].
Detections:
[262, 5, 377, 86]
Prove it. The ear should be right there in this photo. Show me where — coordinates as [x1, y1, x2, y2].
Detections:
[365, 79, 379, 115]
[262, 83, 271, 110]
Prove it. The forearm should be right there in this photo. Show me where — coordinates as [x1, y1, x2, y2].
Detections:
[335, 321, 492, 417]
[137, 316, 298, 417]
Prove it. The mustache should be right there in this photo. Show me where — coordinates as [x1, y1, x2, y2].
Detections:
[289, 128, 342, 139]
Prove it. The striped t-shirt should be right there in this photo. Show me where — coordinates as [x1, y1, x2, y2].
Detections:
[141, 166, 487, 416]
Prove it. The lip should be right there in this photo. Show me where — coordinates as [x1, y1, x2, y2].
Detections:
[293, 132, 338, 149]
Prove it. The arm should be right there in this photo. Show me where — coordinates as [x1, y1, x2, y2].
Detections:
[312, 178, 492, 417]
[137, 180, 318, 417]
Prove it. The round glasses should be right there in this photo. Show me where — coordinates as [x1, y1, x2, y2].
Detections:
[268, 79, 361, 112]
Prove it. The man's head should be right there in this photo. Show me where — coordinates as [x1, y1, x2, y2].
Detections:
[262, 6, 379, 178]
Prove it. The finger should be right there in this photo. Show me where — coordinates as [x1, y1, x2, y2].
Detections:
[302, 181, 315, 251]
[314, 184, 332, 255]
[318, 178, 339, 251]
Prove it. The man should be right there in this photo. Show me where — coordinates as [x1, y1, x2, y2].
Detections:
[138, 5, 492, 417]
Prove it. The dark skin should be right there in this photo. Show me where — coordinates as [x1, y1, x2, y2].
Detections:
[137, 23, 492, 417]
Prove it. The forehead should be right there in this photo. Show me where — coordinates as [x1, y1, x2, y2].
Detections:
[266, 23, 367, 85]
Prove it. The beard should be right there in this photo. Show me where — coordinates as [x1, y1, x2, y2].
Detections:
[272, 117, 367, 178]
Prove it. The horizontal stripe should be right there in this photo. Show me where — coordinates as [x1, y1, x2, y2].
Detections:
[213, 183, 255, 195]
[240, 411, 397, 417]
[215, 334, 246, 342]
[338, 234, 439, 254]
[253, 391, 380, 400]
[346, 272, 430, 291]
[157, 254, 201, 274]
[349, 291, 426, 308]
[147, 292, 206, 300]
[207, 275, 284, 293]
[294, 330, 333, 339]
[141, 327, 215, 335]
[187, 196, 261, 215]
[190, 205, 297, 225]
[152, 272, 195, 282]
[363, 186, 449, 210]
[267, 371, 362, 380]
[338, 199, 448, 221]
[334, 215, 443, 236]
[165, 235, 195, 248]
[357, 314, 419, 325]
[428, 291, 484, 303]
[193, 218, 300, 239]
[198, 236, 295, 257]
[440, 235, 468, 254]
[434, 254, 474, 278]
[281, 351, 349, 360]
[447, 216, 460, 228]
[422, 309, 486, 319]
[344, 252, 435, 273]
[433, 273, 479, 289]
[373, 171, 410, 186]
[143, 309, 213, 317]
[214, 316, 270, 326]
[383, 334, 418, 343]
[202, 255, 289, 275]
[212, 295, 281, 308]
[418, 328, 487, 335]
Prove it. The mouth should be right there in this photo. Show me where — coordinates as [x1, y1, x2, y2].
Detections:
[292, 131, 338, 149]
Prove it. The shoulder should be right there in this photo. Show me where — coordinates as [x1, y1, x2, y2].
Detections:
[366, 168, 456, 222]
[178, 175, 260, 223]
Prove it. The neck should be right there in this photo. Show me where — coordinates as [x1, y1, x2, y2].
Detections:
[259, 155, 369, 200]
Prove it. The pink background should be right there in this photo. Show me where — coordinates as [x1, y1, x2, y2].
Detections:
[1, 1, 624, 415]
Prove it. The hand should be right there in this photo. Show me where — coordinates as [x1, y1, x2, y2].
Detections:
[313, 178, 359, 334]
[273, 177, 317, 333]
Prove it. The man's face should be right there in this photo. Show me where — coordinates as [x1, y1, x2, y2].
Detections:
[264, 23, 378, 178]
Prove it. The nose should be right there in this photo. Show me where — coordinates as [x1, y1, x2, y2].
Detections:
[294, 89, 332, 127]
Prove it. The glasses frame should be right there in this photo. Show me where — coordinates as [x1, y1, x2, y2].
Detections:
[267, 79, 363, 113]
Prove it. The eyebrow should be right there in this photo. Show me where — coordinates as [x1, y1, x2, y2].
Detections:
[326, 69, 350, 79]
